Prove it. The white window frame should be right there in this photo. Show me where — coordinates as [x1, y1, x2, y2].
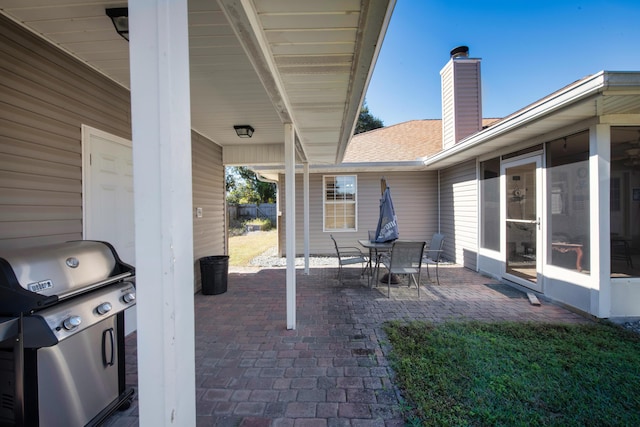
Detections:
[323, 175, 358, 232]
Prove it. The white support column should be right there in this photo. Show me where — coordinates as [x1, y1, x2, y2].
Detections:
[285, 124, 296, 329]
[590, 124, 611, 317]
[129, 1, 196, 425]
[303, 162, 310, 274]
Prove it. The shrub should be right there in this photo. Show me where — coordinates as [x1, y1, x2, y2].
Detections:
[245, 218, 274, 231]
[229, 218, 274, 236]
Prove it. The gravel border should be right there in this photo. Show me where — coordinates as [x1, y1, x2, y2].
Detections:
[249, 246, 338, 268]
[621, 319, 640, 335]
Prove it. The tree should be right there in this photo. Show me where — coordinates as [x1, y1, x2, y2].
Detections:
[354, 101, 384, 134]
[226, 169, 236, 192]
[226, 166, 276, 204]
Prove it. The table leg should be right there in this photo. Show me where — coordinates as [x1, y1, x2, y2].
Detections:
[373, 250, 381, 288]
[575, 247, 583, 272]
[367, 248, 374, 288]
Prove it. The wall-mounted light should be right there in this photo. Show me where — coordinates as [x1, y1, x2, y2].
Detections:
[233, 125, 254, 138]
[106, 7, 129, 41]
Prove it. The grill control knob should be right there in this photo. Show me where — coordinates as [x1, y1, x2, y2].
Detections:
[96, 302, 112, 315]
[63, 316, 81, 330]
[123, 292, 136, 304]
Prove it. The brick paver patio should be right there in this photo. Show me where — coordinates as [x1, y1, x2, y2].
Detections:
[106, 263, 591, 426]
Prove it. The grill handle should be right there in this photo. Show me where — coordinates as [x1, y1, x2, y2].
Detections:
[102, 328, 115, 367]
[57, 271, 133, 302]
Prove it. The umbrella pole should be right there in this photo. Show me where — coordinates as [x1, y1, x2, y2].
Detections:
[378, 177, 400, 285]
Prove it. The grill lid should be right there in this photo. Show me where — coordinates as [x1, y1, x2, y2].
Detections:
[0, 240, 134, 314]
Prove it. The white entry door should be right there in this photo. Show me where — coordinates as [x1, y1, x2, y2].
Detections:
[82, 125, 136, 333]
[82, 126, 135, 262]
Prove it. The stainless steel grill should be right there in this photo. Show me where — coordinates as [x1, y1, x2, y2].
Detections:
[0, 240, 136, 427]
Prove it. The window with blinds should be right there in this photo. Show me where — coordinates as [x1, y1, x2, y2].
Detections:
[323, 175, 357, 231]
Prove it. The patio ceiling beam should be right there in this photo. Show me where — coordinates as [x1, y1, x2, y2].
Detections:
[599, 114, 640, 124]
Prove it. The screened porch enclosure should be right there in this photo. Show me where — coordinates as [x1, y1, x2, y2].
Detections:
[478, 124, 640, 318]
[610, 126, 640, 277]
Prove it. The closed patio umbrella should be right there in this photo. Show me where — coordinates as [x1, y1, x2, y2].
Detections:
[374, 184, 399, 243]
[374, 181, 400, 284]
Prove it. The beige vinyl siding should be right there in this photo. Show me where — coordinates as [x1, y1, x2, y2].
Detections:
[441, 59, 482, 149]
[440, 160, 478, 269]
[453, 61, 482, 142]
[279, 171, 438, 256]
[1, 16, 227, 292]
[0, 15, 131, 250]
[440, 63, 455, 149]
[192, 131, 225, 292]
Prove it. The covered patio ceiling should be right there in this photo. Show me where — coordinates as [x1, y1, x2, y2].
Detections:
[0, 0, 394, 165]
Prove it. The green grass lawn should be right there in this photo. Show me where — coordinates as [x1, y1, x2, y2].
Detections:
[383, 320, 640, 426]
[228, 229, 276, 266]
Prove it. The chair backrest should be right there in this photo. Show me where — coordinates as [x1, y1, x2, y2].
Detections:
[426, 233, 445, 261]
[330, 234, 341, 258]
[390, 241, 426, 269]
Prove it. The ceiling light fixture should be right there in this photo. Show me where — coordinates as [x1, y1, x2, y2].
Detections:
[106, 7, 129, 41]
[234, 125, 254, 138]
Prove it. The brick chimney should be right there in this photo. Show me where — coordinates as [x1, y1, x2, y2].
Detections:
[440, 46, 482, 149]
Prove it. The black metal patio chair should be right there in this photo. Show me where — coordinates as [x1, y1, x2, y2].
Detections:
[330, 234, 369, 285]
[380, 240, 426, 298]
[423, 233, 445, 285]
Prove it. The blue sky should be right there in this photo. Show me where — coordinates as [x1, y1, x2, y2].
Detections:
[365, 0, 640, 125]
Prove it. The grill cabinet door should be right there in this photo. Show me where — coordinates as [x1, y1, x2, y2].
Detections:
[37, 316, 119, 427]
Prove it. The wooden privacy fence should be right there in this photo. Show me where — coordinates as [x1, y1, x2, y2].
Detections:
[228, 203, 277, 223]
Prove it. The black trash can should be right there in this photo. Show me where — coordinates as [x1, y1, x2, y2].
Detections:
[200, 255, 229, 295]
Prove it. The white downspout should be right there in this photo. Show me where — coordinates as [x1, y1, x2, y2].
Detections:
[437, 170, 441, 232]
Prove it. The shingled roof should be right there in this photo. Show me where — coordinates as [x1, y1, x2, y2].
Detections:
[343, 118, 500, 163]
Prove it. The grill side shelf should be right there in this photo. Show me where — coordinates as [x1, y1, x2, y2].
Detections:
[0, 316, 57, 348]
[0, 258, 58, 315]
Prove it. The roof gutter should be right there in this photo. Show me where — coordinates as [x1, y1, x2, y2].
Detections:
[423, 71, 609, 167]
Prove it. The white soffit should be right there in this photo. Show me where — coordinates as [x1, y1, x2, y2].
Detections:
[0, 0, 395, 166]
[227, 0, 395, 164]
